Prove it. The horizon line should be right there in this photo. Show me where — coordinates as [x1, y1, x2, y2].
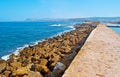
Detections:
[0, 16, 120, 22]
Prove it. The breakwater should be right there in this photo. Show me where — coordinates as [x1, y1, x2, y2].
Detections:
[0, 22, 97, 77]
[62, 24, 120, 77]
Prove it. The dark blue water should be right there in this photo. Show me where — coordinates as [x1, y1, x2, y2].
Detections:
[0, 21, 79, 59]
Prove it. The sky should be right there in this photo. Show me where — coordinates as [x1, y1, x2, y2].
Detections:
[0, 0, 120, 21]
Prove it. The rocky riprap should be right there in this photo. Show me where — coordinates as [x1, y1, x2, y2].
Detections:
[0, 22, 97, 77]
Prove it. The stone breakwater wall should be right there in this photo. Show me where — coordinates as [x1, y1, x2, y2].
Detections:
[0, 23, 96, 77]
[62, 24, 120, 77]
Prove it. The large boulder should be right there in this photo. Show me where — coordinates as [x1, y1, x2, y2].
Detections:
[0, 60, 7, 73]
[30, 64, 50, 74]
[45, 62, 66, 77]
[12, 67, 30, 76]
[10, 61, 21, 69]
[40, 59, 48, 65]
[41, 65, 50, 74]
[54, 62, 66, 71]
[4, 71, 11, 77]
[27, 71, 43, 77]
[0, 74, 6, 77]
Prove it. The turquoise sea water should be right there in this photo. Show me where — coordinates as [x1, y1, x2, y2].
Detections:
[106, 23, 120, 34]
[0, 21, 81, 59]
[111, 27, 120, 34]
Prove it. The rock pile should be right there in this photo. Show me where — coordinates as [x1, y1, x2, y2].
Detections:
[0, 23, 95, 77]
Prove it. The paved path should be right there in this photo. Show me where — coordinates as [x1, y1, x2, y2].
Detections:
[62, 24, 120, 77]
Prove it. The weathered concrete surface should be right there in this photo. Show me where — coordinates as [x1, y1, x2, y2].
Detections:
[62, 24, 120, 77]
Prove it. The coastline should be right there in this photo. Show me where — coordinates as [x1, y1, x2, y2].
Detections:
[0, 22, 97, 77]
[1, 25, 75, 60]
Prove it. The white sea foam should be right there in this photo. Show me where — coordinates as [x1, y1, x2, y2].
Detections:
[67, 26, 75, 29]
[1, 44, 29, 60]
[1, 41, 46, 60]
[50, 24, 62, 26]
[1, 40, 42, 60]
[1, 55, 9, 60]
[50, 24, 76, 29]
[105, 23, 120, 26]
[50, 26, 75, 38]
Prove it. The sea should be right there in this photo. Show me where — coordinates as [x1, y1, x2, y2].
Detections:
[111, 27, 120, 34]
[0, 22, 120, 60]
[105, 23, 120, 34]
[0, 21, 81, 60]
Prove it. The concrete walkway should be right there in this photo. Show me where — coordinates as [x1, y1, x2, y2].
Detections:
[62, 24, 120, 77]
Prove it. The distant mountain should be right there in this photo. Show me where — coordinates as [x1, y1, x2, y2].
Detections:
[84, 17, 120, 22]
[25, 18, 85, 22]
[25, 17, 120, 23]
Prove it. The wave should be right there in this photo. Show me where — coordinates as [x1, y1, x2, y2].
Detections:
[50, 24, 75, 29]
[65, 25, 74, 28]
[1, 44, 29, 60]
[51, 27, 75, 38]
[50, 24, 62, 26]
[1, 24, 75, 60]
[105, 23, 120, 26]
[1, 40, 47, 60]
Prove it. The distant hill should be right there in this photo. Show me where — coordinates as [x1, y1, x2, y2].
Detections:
[83, 17, 120, 22]
[25, 17, 120, 23]
[25, 18, 85, 22]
